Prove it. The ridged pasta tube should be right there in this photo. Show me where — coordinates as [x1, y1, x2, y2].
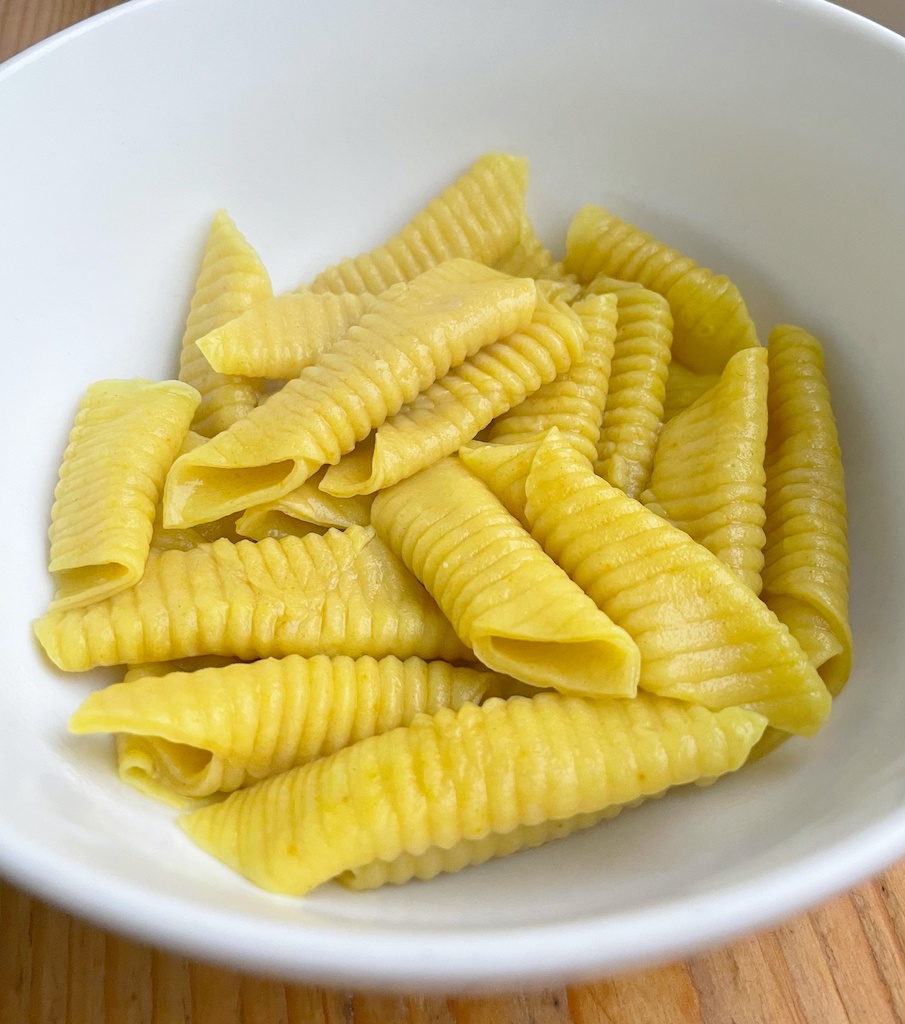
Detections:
[458, 440, 536, 525]
[71, 655, 501, 801]
[494, 215, 554, 278]
[761, 326, 851, 695]
[318, 296, 587, 496]
[564, 206, 758, 374]
[34, 526, 470, 671]
[371, 457, 640, 698]
[308, 154, 528, 295]
[485, 293, 618, 462]
[524, 432, 832, 735]
[180, 693, 766, 895]
[663, 360, 720, 422]
[177, 211, 272, 436]
[164, 260, 537, 528]
[642, 348, 768, 594]
[587, 277, 674, 498]
[48, 379, 200, 611]
[196, 292, 376, 379]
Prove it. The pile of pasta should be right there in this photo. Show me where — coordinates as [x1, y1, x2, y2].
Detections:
[35, 153, 851, 896]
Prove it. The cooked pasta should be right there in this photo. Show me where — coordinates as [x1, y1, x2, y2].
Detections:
[371, 457, 640, 698]
[458, 439, 536, 525]
[494, 215, 554, 278]
[663, 360, 720, 422]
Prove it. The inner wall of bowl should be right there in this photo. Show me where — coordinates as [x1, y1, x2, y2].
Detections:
[2, 0, 905, 940]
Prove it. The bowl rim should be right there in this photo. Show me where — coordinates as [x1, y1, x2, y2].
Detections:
[2, 0, 904, 990]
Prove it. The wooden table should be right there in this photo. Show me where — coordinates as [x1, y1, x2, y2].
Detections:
[3, 2, 905, 1021]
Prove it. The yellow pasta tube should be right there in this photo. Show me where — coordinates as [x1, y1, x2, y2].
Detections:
[234, 510, 326, 541]
[458, 440, 536, 525]
[564, 206, 758, 374]
[587, 276, 674, 498]
[196, 292, 376, 379]
[485, 292, 618, 462]
[318, 296, 587, 496]
[641, 348, 768, 594]
[761, 325, 851, 695]
[493, 215, 554, 278]
[71, 655, 501, 801]
[47, 379, 200, 612]
[308, 154, 528, 295]
[163, 260, 537, 528]
[371, 457, 640, 698]
[524, 432, 832, 735]
[34, 526, 470, 671]
[177, 210, 272, 437]
[180, 693, 766, 895]
[663, 360, 720, 422]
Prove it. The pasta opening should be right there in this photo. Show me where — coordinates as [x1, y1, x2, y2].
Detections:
[119, 734, 224, 800]
[236, 509, 327, 542]
[165, 459, 302, 528]
[48, 561, 132, 611]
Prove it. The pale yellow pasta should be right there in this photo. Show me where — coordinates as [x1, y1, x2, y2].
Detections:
[71, 655, 501, 802]
[234, 510, 326, 541]
[34, 526, 470, 671]
[493, 214, 554, 278]
[196, 292, 376, 378]
[586, 276, 674, 498]
[663, 360, 720, 422]
[458, 439, 537, 525]
[642, 348, 768, 594]
[564, 206, 759, 374]
[486, 292, 618, 462]
[178, 210, 272, 436]
[163, 260, 537, 528]
[318, 296, 586, 496]
[371, 457, 640, 698]
[308, 154, 528, 294]
[47, 378, 200, 612]
[180, 693, 766, 894]
[523, 432, 831, 735]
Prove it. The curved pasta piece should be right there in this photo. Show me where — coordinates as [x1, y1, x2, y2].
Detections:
[196, 292, 376, 379]
[586, 277, 674, 498]
[180, 693, 766, 895]
[308, 154, 528, 295]
[48, 379, 200, 612]
[371, 457, 640, 698]
[524, 432, 832, 735]
[458, 440, 537, 525]
[485, 292, 618, 462]
[641, 348, 768, 594]
[663, 360, 720, 422]
[493, 215, 554, 278]
[163, 260, 537, 528]
[761, 325, 851, 695]
[318, 296, 586, 496]
[71, 655, 501, 801]
[234, 510, 326, 541]
[34, 526, 470, 671]
[178, 211, 272, 437]
[564, 206, 758, 374]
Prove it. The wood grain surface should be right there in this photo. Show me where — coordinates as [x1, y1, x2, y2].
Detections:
[2, 2, 905, 1021]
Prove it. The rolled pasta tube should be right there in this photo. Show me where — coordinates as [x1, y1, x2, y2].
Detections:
[318, 296, 587, 497]
[180, 693, 766, 895]
[163, 260, 537, 528]
[663, 360, 720, 422]
[564, 205, 759, 374]
[177, 211, 272, 437]
[485, 292, 618, 462]
[71, 655, 501, 801]
[587, 276, 674, 499]
[48, 379, 200, 612]
[524, 432, 832, 736]
[641, 347, 769, 594]
[196, 292, 376, 379]
[458, 439, 537, 525]
[371, 457, 640, 698]
[493, 214, 554, 278]
[308, 154, 528, 295]
[34, 526, 470, 671]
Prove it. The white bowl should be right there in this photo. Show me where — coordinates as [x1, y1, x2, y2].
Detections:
[2, 0, 904, 992]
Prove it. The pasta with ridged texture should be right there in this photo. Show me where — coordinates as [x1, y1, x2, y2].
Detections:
[485, 293, 618, 462]
[308, 154, 528, 295]
[494, 215, 554, 278]
[71, 655, 501, 802]
[564, 206, 758, 374]
[196, 292, 376, 379]
[48, 379, 200, 611]
[319, 296, 587, 496]
[180, 693, 766, 894]
[34, 526, 470, 671]
[663, 360, 720, 422]
[177, 211, 272, 437]
[458, 439, 537, 525]
[371, 457, 640, 698]
[524, 432, 831, 735]
[163, 260, 537, 527]
[642, 348, 768, 593]
[585, 276, 673, 498]
[150, 431, 214, 554]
